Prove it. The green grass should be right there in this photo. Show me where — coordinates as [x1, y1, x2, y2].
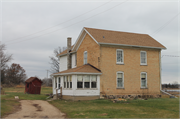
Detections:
[49, 98, 179, 118]
[1, 87, 52, 117]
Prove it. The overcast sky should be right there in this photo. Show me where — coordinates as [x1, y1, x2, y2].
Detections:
[1, 0, 179, 84]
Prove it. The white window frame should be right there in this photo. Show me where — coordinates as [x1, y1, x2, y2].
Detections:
[140, 51, 147, 65]
[116, 71, 124, 88]
[84, 51, 87, 64]
[77, 75, 97, 89]
[116, 49, 124, 64]
[140, 72, 147, 88]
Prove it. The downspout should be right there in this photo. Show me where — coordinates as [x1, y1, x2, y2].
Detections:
[159, 50, 162, 91]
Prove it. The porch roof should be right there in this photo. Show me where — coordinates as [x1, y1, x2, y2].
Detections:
[52, 63, 102, 76]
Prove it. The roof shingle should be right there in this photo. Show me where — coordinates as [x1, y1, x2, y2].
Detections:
[53, 63, 101, 75]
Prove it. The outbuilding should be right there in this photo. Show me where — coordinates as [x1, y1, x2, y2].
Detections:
[25, 77, 42, 94]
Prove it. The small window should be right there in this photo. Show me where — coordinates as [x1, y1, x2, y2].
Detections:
[70, 76, 72, 88]
[64, 76, 66, 88]
[140, 51, 147, 65]
[84, 51, 87, 64]
[116, 49, 124, 64]
[77, 75, 83, 88]
[141, 72, 147, 88]
[91, 75, 97, 88]
[117, 72, 124, 88]
[58, 77, 61, 89]
[84, 75, 90, 88]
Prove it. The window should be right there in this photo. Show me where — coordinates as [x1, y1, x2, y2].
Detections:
[77, 75, 83, 88]
[140, 51, 147, 65]
[84, 51, 87, 64]
[116, 49, 124, 64]
[58, 77, 61, 89]
[91, 75, 97, 88]
[141, 72, 147, 88]
[55, 77, 57, 88]
[117, 72, 124, 88]
[67, 76, 69, 88]
[84, 75, 90, 88]
[70, 76, 72, 88]
[64, 76, 66, 88]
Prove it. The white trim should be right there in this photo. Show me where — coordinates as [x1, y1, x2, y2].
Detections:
[51, 72, 102, 76]
[140, 51, 147, 65]
[99, 42, 166, 50]
[84, 28, 99, 45]
[140, 72, 147, 88]
[116, 71, 124, 88]
[58, 51, 76, 57]
[116, 49, 124, 64]
[84, 51, 87, 64]
[159, 50, 162, 90]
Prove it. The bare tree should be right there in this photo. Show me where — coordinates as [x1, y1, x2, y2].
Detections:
[49, 46, 66, 73]
[0, 44, 13, 69]
[0, 43, 13, 83]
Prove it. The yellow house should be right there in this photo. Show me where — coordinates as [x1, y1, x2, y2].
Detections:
[52, 27, 166, 100]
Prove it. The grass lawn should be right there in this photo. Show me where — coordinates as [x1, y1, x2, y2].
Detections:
[1, 87, 52, 117]
[49, 98, 179, 118]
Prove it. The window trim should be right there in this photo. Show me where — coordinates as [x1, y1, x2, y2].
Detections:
[140, 51, 147, 65]
[116, 71, 124, 88]
[77, 75, 97, 89]
[116, 49, 124, 64]
[140, 72, 147, 88]
[84, 51, 88, 64]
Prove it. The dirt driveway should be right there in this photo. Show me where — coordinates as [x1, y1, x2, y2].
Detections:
[4, 100, 65, 118]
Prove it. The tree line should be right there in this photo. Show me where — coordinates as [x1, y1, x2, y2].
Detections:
[0, 43, 27, 86]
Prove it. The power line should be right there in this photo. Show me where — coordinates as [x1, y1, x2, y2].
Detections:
[6, 0, 128, 45]
[152, 12, 180, 36]
[161, 55, 180, 58]
[4, 0, 113, 43]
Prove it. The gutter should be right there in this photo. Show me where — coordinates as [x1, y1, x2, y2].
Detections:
[51, 72, 102, 76]
[99, 42, 166, 50]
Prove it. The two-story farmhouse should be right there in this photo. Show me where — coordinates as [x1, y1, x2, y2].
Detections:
[51, 27, 166, 100]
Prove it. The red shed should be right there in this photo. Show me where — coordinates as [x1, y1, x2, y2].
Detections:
[25, 77, 42, 94]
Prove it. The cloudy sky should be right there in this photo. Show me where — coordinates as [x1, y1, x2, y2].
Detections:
[1, 0, 179, 84]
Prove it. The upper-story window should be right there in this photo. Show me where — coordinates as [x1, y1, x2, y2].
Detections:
[116, 49, 124, 64]
[141, 72, 147, 88]
[117, 71, 124, 88]
[84, 51, 87, 64]
[140, 51, 147, 65]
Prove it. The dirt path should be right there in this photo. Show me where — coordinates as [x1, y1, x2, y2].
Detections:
[4, 100, 66, 118]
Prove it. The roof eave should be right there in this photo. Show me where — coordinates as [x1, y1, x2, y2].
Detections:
[58, 51, 76, 57]
[99, 42, 166, 50]
[51, 72, 102, 76]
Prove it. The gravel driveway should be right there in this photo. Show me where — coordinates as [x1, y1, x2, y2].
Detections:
[4, 100, 65, 118]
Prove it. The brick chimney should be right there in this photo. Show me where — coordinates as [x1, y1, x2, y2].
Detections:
[67, 37, 72, 69]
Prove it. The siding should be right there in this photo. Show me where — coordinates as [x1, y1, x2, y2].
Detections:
[71, 53, 76, 68]
[60, 55, 67, 72]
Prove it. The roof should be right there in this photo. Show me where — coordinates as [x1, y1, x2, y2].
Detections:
[84, 27, 166, 49]
[57, 45, 74, 56]
[58, 27, 166, 56]
[52, 63, 102, 75]
[25, 77, 42, 83]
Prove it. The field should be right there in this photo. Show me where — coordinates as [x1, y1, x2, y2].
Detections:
[1, 87, 179, 118]
[49, 98, 179, 118]
[1, 87, 52, 117]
